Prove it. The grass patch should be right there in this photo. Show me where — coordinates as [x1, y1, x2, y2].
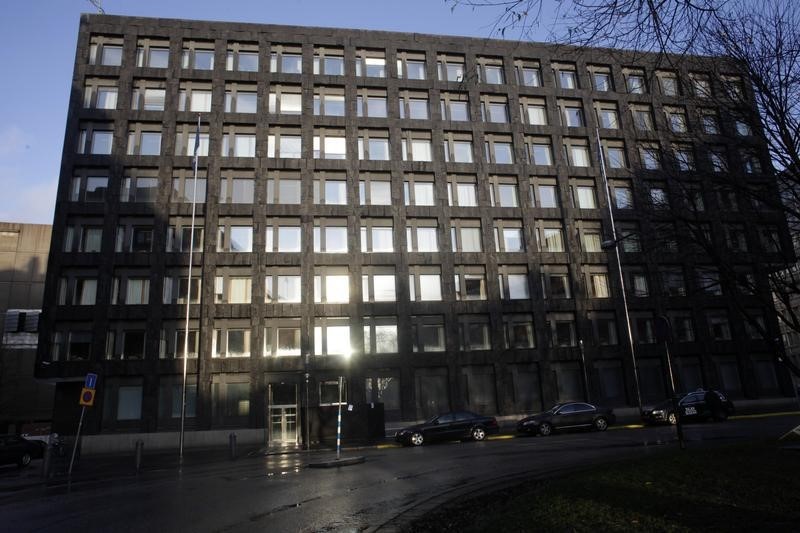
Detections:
[409, 441, 800, 532]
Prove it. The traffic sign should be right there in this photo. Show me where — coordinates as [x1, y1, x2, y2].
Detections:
[85, 373, 98, 389]
[79, 387, 95, 407]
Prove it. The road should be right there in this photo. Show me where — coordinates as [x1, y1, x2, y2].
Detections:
[1, 415, 797, 532]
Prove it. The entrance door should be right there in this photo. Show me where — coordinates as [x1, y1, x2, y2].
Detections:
[268, 383, 298, 446]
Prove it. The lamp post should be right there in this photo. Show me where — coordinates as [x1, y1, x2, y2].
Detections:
[597, 129, 643, 414]
[304, 352, 311, 451]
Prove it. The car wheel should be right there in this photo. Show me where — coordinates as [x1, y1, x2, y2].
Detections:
[471, 427, 486, 441]
[594, 417, 608, 431]
[667, 412, 677, 425]
[538, 422, 552, 436]
[410, 432, 424, 446]
[18, 453, 31, 468]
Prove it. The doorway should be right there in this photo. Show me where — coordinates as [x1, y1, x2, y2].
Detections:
[268, 383, 298, 446]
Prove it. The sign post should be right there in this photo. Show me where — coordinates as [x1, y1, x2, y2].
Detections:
[69, 373, 97, 476]
[655, 316, 684, 450]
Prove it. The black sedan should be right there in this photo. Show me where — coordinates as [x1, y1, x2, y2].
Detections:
[517, 402, 616, 436]
[0, 435, 45, 468]
[395, 411, 499, 446]
[641, 390, 734, 425]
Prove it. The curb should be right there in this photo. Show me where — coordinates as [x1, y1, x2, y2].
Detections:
[307, 456, 366, 468]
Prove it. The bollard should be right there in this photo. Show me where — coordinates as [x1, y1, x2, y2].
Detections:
[229, 432, 237, 460]
[134, 440, 144, 473]
[41, 444, 52, 480]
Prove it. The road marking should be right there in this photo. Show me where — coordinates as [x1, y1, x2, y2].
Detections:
[730, 411, 800, 421]
[487, 434, 515, 441]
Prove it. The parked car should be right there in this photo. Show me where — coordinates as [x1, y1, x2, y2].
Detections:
[0, 435, 45, 468]
[641, 390, 734, 425]
[395, 411, 499, 446]
[516, 402, 616, 436]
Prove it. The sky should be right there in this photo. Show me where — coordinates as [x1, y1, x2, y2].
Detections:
[0, 0, 553, 225]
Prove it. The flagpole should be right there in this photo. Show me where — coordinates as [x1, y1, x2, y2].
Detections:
[179, 114, 201, 467]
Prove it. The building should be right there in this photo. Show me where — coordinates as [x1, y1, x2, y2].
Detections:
[37, 13, 796, 443]
[1, 222, 53, 433]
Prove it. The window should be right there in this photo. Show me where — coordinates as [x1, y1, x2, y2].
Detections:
[131, 82, 166, 111]
[515, 59, 541, 87]
[63, 221, 103, 253]
[695, 267, 722, 296]
[536, 183, 559, 208]
[499, 266, 530, 300]
[398, 90, 429, 120]
[632, 314, 655, 344]
[665, 107, 688, 133]
[595, 102, 619, 129]
[126, 126, 161, 156]
[657, 71, 680, 96]
[580, 223, 603, 252]
[443, 133, 474, 163]
[612, 182, 633, 209]
[120, 173, 158, 203]
[360, 219, 394, 253]
[222, 127, 257, 157]
[618, 224, 642, 253]
[265, 218, 302, 253]
[77, 125, 114, 155]
[314, 317, 351, 356]
[217, 221, 253, 253]
[631, 105, 654, 131]
[539, 224, 565, 252]
[554, 63, 578, 89]
[547, 313, 577, 347]
[504, 314, 535, 349]
[673, 145, 695, 171]
[528, 137, 553, 166]
[700, 109, 721, 134]
[314, 86, 346, 116]
[406, 219, 439, 252]
[115, 221, 154, 253]
[267, 128, 302, 158]
[742, 151, 762, 174]
[477, 57, 505, 84]
[58, 276, 98, 306]
[522, 97, 548, 126]
[358, 129, 391, 161]
[735, 119, 752, 137]
[358, 88, 389, 118]
[270, 44, 302, 74]
[451, 220, 482, 252]
[440, 92, 470, 121]
[411, 315, 446, 352]
[111, 273, 150, 305]
[559, 100, 585, 127]
[219, 176, 255, 204]
[650, 187, 669, 209]
[162, 270, 201, 303]
[179, 83, 213, 112]
[591, 312, 618, 346]
[484, 135, 514, 164]
[225, 84, 258, 113]
[409, 267, 442, 301]
[266, 172, 301, 204]
[362, 266, 397, 302]
[573, 182, 597, 209]
[359, 174, 392, 205]
[707, 311, 732, 341]
[116, 384, 143, 419]
[564, 139, 591, 167]
[226, 43, 258, 72]
[587, 269, 611, 298]
[363, 317, 399, 354]
[315, 267, 350, 303]
[458, 315, 492, 351]
[314, 218, 348, 253]
[268, 85, 302, 115]
[402, 131, 433, 162]
[709, 148, 728, 173]
[356, 49, 386, 77]
[489, 176, 519, 207]
[264, 318, 302, 357]
[454, 266, 487, 301]
[639, 144, 661, 170]
[159, 326, 199, 359]
[313, 46, 344, 75]
[70, 174, 109, 203]
[404, 175, 436, 206]
[690, 73, 712, 97]
[213, 326, 252, 358]
[89, 35, 123, 66]
[627, 269, 649, 298]
[136, 38, 170, 68]
[603, 141, 627, 169]
[313, 128, 347, 159]
[174, 123, 209, 156]
[669, 312, 694, 342]
[182, 41, 214, 70]
[494, 220, 525, 252]
[83, 80, 118, 109]
[313, 173, 348, 205]
[437, 54, 465, 82]
[397, 50, 427, 80]
[171, 170, 207, 204]
[589, 66, 612, 91]
[625, 69, 646, 93]
[214, 272, 252, 304]
[265, 268, 302, 303]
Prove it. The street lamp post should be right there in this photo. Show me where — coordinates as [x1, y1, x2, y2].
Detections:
[304, 352, 311, 451]
[597, 129, 643, 414]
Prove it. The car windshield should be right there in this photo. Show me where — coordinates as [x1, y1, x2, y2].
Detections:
[425, 415, 440, 424]
[544, 404, 562, 414]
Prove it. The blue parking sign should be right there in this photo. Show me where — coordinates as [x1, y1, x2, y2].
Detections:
[85, 373, 98, 389]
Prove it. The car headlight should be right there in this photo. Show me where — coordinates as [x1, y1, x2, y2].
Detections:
[651, 409, 664, 416]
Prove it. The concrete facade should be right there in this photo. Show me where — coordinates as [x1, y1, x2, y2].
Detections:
[37, 14, 794, 440]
